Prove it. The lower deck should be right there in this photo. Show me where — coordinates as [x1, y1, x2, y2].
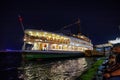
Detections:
[22, 50, 85, 60]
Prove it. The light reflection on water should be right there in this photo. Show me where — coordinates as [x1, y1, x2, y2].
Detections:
[21, 58, 94, 80]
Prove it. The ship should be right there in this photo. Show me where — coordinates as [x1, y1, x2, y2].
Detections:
[21, 19, 93, 60]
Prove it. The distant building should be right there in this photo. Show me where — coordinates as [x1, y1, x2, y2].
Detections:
[108, 37, 120, 44]
[95, 43, 112, 56]
[95, 37, 120, 56]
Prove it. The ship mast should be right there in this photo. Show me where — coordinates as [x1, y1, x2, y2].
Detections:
[18, 14, 26, 50]
[77, 18, 81, 35]
[18, 14, 25, 33]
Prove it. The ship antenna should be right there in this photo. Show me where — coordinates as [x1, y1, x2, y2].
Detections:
[18, 14, 25, 33]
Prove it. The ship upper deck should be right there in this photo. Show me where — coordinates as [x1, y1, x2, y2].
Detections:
[24, 29, 91, 43]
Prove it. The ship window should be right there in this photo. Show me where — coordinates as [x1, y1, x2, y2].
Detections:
[52, 46, 55, 49]
[44, 44, 47, 47]
[59, 46, 62, 49]
[25, 43, 33, 50]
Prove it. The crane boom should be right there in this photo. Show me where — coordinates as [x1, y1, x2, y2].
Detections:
[61, 18, 81, 35]
[63, 18, 80, 29]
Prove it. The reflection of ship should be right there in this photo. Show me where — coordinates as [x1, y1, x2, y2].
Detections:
[22, 19, 93, 60]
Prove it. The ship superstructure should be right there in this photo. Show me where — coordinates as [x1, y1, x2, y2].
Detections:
[22, 29, 93, 52]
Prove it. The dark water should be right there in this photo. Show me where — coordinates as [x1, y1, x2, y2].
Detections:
[0, 52, 95, 80]
[0, 52, 21, 80]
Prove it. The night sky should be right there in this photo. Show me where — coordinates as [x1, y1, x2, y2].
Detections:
[0, 0, 120, 50]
